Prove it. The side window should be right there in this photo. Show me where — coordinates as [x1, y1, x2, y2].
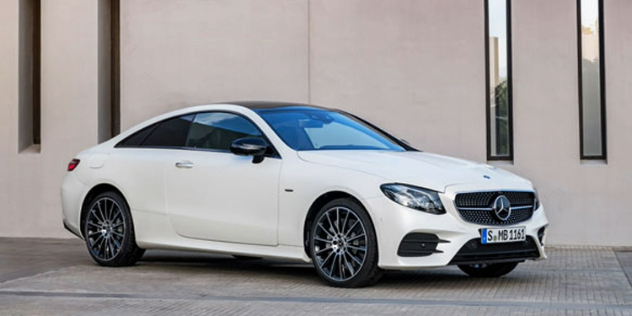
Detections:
[116, 123, 157, 148]
[142, 114, 194, 148]
[187, 112, 262, 151]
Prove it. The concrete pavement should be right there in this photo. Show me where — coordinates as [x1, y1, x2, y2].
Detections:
[1, 238, 631, 315]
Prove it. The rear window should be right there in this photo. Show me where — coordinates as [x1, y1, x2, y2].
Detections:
[115, 124, 157, 147]
[116, 114, 194, 148]
[142, 115, 194, 148]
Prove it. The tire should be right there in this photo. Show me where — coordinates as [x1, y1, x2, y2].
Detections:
[309, 198, 383, 288]
[458, 262, 519, 278]
[83, 191, 145, 267]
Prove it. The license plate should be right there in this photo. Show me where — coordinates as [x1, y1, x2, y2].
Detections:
[481, 227, 526, 244]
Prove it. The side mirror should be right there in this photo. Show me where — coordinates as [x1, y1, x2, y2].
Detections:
[230, 138, 269, 164]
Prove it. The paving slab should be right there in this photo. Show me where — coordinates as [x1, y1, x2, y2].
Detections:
[0, 238, 631, 315]
[617, 251, 632, 288]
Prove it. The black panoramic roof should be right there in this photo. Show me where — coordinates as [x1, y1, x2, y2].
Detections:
[226, 101, 331, 111]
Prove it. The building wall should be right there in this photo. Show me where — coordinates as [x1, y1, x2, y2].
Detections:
[0, 0, 102, 237]
[120, 0, 310, 129]
[0, 0, 630, 246]
[508, 0, 632, 245]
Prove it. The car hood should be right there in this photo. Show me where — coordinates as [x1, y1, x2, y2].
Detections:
[297, 150, 531, 192]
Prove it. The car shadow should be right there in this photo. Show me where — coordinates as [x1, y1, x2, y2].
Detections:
[137, 249, 319, 280]
[135, 249, 520, 289]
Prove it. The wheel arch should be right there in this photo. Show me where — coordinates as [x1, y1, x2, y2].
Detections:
[79, 183, 128, 239]
[303, 191, 375, 259]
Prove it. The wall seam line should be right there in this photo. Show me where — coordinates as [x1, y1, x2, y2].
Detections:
[307, 0, 311, 104]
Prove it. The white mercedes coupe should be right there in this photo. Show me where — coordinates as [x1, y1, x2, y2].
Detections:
[61, 102, 548, 287]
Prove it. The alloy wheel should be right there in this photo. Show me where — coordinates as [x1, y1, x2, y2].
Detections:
[312, 206, 367, 282]
[86, 197, 126, 261]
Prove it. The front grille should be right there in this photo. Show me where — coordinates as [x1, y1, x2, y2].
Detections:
[449, 237, 540, 265]
[454, 191, 535, 225]
[455, 191, 535, 208]
[458, 208, 533, 225]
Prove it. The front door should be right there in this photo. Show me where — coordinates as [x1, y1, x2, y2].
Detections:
[164, 112, 281, 246]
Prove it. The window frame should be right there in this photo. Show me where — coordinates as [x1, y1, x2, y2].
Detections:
[115, 111, 281, 159]
[577, 0, 607, 160]
[484, 0, 514, 161]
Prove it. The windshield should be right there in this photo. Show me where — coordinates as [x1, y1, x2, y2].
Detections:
[257, 109, 405, 151]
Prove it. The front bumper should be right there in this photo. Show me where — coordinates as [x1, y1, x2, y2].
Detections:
[364, 184, 549, 270]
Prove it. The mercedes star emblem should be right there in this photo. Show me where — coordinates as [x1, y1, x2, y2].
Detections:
[492, 195, 511, 221]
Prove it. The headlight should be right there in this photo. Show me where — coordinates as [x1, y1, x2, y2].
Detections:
[380, 184, 446, 215]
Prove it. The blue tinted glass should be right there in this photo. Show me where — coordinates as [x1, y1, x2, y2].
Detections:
[187, 112, 261, 151]
[258, 110, 404, 151]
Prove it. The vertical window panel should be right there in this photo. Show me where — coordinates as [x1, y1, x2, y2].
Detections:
[111, 0, 120, 136]
[485, 0, 513, 160]
[97, 0, 112, 143]
[18, 0, 41, 152]
[578, 0, 606, 159]
[97, 0, 120, 143]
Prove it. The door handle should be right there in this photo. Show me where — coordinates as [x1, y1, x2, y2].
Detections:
[175, 161, 194, 169]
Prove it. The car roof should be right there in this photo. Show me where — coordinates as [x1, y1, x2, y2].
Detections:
[225, 101, 331, 111]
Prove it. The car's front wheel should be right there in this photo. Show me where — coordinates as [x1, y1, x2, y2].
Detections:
[310, 198, 383, 288]
[83, 191, 144, 267]
[458, 262, 519, 278]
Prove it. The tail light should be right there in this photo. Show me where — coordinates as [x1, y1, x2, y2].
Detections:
[67, 159, 80, 171]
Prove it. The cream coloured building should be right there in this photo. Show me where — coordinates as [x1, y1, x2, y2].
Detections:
[1, 0, 630, 246]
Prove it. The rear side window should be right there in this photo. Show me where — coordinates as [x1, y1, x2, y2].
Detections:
[116, 124, 157, 147]
[187, 112, 262, 151]
[142, 114, 194, 148]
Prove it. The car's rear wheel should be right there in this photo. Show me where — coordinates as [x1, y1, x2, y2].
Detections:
[458, 262, 519, 278]
[83, 191, 144, 266]
[310, 198, 382, 288]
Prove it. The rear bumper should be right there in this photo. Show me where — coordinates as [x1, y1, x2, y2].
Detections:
[61, 172, 86, 239]
[63, 221, 83, 239]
